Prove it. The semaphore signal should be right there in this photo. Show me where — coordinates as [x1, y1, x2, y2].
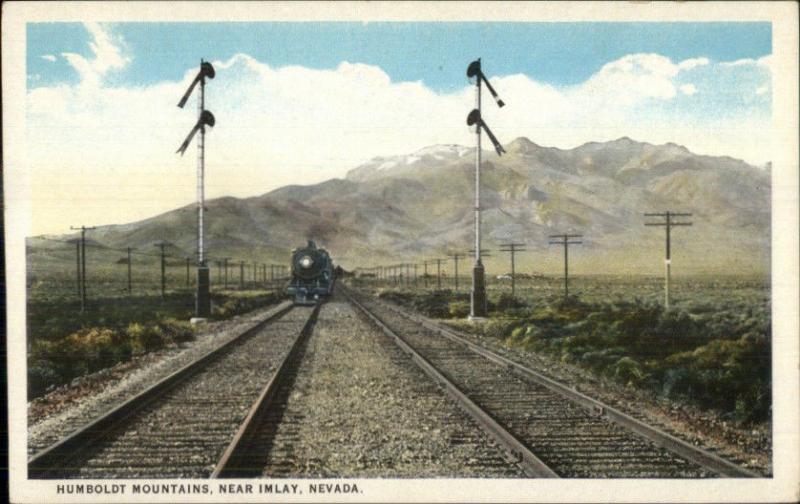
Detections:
[467, 59, 505, 108]
[176, 59, 216, 319]
[466, 58, 506, 320]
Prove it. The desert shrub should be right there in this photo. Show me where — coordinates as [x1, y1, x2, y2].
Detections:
[612, 356, 647, 386]
[157, 318, 195, 344]
[211, 291, 287, 320]
[494, 293, 528, 312]
[491, 292, 771, 424]
[376, 289, 415, 305]
[448, 301, 471, 318]
[126, 323, 166, 354]
[63, 327, 129, 372]
[480, 319, 519, 340]
[662, 333, 770, 422]
[411, 290, 463, 318]
[28, 358, 62, 398]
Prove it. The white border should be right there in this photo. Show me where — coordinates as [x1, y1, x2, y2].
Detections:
[3, 2, 798, 503]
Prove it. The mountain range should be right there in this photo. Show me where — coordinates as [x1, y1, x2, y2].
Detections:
[28, 137, 771, 276]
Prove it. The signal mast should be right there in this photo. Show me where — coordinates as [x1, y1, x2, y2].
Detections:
[466, 58, 506, 319]
[176, 59, 216, 318]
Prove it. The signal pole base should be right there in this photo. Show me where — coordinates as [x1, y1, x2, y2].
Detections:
[196, 265, 211, 318]
[470, 263, 488, 318]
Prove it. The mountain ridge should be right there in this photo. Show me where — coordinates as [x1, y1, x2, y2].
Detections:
[28, 136, 770, 276]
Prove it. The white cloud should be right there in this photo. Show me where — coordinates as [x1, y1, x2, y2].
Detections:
[678, 57, 710, 71]
[60, 22, 130, 87]
[720, 55, 772, 69]
[581, 53, 681, 104]
[25, 47, 772, 234]
[41, 54, 57, 62]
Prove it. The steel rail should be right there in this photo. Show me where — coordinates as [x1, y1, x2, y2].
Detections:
[212, 302, 322, 478]
[365, 290, 759, 478]
[28, 300, 294, 478]
[341, 287, 558, 478]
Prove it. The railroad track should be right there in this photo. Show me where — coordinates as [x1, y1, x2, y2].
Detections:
[29, 304, 320, 479]
[341, 285, 759, 478]
[214, 293, 526, 478]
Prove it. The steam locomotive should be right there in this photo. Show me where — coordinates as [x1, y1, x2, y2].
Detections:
[287, 240, 335, 305]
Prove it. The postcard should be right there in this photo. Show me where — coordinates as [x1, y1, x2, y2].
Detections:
[4, 1, 798, 503]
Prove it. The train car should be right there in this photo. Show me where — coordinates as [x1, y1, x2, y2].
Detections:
[287, 240, 335, 305]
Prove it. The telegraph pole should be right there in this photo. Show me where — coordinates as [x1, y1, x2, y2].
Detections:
[499, 243, 526, 297]
[70, 225, 96, 312]
[548, 235, 582, 301]
[423, 261, 429, 288]
[185, 257, 190, 286]
[155, 242, 167, 299]
[222, 257, 230, 289]
[128, 248, 133, 294]
[435, 258, 444, 289]
[177, 59, 216, 318]
[239, 261, 245, 290]
[645, 212, 693, 309]
[449, 253, 463, 291]
[466, 58, 506, 320]
[74, 240, 81, 298]
[413, 264, 418, 286]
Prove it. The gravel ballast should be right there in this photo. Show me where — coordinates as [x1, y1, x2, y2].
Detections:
[251, 294, 525, 477]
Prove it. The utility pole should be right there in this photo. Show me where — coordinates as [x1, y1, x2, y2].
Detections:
[186, 257, 190, 286]
[128, 248, 133, 294]
[449, 253, 463, 291]
[423, 261, 429, 288]
[70, 239, 83, 298]
[435, 258, 444, 289]
[74, 240, 81, 298]
[645, 211, 693, 309]
[239, 261, 245, 290]
[155, 242, 167, 298]
[405, 263, 410, 287]
[499, 243, 526, 297]
[548, 235, 582, 301]
[466, 58, 506, 320]
[222, 257, 230, 289]
[413, 264, 418, 286]
[177, 59, 216, 318]
[70, 225, 96, 312]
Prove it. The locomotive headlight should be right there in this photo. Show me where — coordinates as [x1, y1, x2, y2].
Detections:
[299, 256, 314, 269]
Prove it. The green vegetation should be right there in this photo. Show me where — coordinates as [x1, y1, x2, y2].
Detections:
[27, 289, 287, 399]
[372, 275, 771, 425]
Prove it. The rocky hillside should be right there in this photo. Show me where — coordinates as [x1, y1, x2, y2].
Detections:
[28, 137, 771, 275]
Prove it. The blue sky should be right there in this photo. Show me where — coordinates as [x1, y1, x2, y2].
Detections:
[27, 22, 771, 91]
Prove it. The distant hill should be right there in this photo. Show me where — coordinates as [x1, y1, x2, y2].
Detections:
[27, 137, 770, 276]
